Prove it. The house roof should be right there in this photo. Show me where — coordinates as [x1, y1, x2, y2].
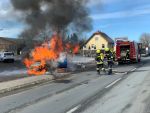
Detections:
[84, 31, 114, 46]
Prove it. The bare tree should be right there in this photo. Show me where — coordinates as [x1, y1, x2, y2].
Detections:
[140, 33, 150, 46]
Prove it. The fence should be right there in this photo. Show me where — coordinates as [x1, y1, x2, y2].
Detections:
[80, 50, 96, 57]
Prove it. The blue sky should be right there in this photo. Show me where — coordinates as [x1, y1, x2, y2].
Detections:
[0, 0, 150, 41]
[88, 0, 150, 41]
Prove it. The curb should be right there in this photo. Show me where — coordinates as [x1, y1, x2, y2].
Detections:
[0, 76, 53, 94]
[0, 72, 71, 94]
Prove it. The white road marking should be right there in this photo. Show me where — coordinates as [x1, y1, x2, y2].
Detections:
[105, 78, 122, 88]
[130, 68, 136, 72]
[114, 72, 127, 75]
[66, 105, 81, 113]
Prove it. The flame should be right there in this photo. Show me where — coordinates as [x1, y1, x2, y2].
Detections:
[73, 44, 80, 54]
[24, 34, 80, 75]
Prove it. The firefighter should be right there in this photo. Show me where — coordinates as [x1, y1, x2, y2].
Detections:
[104, 48, 114, 75]
[126, 49, 130, 60]
[95, 49, 104, 75]
[110, 49, 116, 61]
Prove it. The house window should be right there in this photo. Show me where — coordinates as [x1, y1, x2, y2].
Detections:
[92, 44, 96, 48]
[91, 44, 96, 50]
[95, 37, 98, 41]
[102, 44, 105, 48]
[88, 46, 91, 50]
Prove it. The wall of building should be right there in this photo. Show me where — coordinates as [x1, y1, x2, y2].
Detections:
[84, 34, 109, 50]
[0, 38, 17, 53]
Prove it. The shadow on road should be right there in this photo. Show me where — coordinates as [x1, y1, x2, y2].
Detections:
[54, 79, 72, 84]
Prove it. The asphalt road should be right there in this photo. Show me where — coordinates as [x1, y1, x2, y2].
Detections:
[0, 71, 122, 113]
[81, 57, 150, 113]
[0, 57, 149, 113]
[0, 60, 27, 82]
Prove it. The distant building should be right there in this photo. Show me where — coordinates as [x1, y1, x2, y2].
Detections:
[83, 31, 114, 50]
[0, 37, 18, 54]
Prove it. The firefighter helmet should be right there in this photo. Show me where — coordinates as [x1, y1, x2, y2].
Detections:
[104, 48, 110, 52]
[96, 49, 101, 54]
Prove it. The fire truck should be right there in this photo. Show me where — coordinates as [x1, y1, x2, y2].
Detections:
[115, 40, 141, 63]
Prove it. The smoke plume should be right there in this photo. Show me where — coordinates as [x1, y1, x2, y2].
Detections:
[11, 0, 92, 39]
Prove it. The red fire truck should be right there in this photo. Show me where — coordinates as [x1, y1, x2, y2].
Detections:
[115, 40, 141, 63]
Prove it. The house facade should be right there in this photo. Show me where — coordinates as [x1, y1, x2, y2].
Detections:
[83, 31, 114, 50]
[0, 37, 17, 53]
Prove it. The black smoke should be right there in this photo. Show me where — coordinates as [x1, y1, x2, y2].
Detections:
[11, 0, 92, 40]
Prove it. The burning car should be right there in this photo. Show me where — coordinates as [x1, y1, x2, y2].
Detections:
[24, 34, 79, 75]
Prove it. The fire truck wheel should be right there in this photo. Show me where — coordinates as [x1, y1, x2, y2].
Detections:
[118, 61, 122, 65]
[138, 58, 141, 62]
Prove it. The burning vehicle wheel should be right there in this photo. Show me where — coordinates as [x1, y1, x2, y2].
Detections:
[28, 62, 47, 75]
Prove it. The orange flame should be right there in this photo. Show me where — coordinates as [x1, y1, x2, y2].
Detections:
[24, 34, 80, 75]
[73, 44, 80, 54]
